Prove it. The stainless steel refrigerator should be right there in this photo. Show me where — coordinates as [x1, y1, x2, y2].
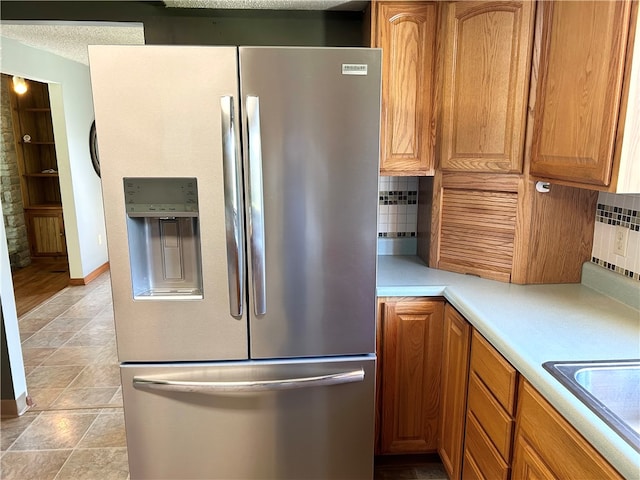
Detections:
[88, 45, 381, 480]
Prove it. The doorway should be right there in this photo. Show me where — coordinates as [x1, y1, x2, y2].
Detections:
[1, 74, 70, 316]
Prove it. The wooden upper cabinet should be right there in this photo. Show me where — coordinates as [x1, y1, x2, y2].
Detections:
[373, 2, 437, 176]
[530, 0, 634, 188]
[440, 1, 535, 173]
[436, 173, 520, 282]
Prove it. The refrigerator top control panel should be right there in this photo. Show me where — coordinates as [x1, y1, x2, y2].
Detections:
[124, 177, 198, 217]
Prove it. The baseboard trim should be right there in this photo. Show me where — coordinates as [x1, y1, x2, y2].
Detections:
[69, 262, 110, 286]
[1, 392, 30, 418]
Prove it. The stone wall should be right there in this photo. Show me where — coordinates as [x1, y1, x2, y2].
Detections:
[0, 75, 30, 269]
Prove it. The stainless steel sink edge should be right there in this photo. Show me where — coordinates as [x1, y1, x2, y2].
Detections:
[542, 360, 640, 453]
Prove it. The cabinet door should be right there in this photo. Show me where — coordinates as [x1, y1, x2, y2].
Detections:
[435, 173, 519, 282]
[374, 2, 437, 176]
[440, 1, 534, 173]
[530, 0, 633, 187]
[438, 304, 471, 479]
[26, 209, 66, 256]
[511, 434, 557, 480]
[380, 298, 444, 453]
[512, 379, 623, 479]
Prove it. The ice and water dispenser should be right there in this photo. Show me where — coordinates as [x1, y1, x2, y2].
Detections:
[124, 178, 203, 300]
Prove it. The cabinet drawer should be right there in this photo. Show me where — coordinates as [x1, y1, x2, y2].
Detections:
[467, 372, 513, 461]
[463, 412, 509, 480]
[470, 331, 517, 414]
[461, 450, 483, 480]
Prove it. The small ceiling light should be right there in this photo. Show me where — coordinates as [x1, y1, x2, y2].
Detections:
[12, 76, 28, 95]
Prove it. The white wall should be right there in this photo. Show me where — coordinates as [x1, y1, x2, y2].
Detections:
[0, 36, 108, 278]
[0, 200, 27, 408]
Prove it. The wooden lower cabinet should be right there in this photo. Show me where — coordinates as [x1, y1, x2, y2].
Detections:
[377, 297, 444, 454]
[462, 331, 518, 480]
[24, 207, 66, 257]
[512, 379, 624, 480]
[438, 304, 471, 478]
[376, 300, 624, 478]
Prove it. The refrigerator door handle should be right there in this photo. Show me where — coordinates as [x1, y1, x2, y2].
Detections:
[220, 96, 245, 318]
[246, 95, 267, 316]
[133, 368, 364, 393]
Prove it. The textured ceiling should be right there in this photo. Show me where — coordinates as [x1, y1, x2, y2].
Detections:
[0, 22, 145, 65]
[0, 1, 365, 65]
[163, 0, 368, 10]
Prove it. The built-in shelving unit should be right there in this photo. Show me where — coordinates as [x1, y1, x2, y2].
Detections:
[8, 77, 67, 258]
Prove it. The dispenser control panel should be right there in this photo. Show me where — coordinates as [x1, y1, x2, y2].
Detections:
[124, 177, 198, 216]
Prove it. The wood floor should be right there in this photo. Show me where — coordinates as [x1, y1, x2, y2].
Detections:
[11, 260, 70, 317]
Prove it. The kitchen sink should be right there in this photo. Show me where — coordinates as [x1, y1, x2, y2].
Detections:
[542, 360, 640, 452]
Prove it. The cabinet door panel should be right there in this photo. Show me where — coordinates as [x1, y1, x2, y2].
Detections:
[380, 298, 443, 453]
[463, 413, 509, 480]
[511, 434, 556, 480]
[376, 2, 437, 175]
[530, 0, 632, 186]
[466, 373, 513, 461]
[470, 330, 518, 414]
[438, 186, 518, 282]
[441, 1, 534, 173]
[438, 304, 471, 479]
[513, 379, 623, 479]
[26, 210, 66, 256]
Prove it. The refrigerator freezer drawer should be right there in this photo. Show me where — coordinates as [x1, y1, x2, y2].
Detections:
[120, 356, 375, 479]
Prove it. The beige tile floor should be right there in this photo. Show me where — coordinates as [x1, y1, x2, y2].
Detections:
[1, 272, 129, 480]
[2, 271, 446, 480]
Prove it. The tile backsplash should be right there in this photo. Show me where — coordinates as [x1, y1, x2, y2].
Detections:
[378, 177, 419, 255]
[378, 177, 419, 238]
[591, 192, 640, 281]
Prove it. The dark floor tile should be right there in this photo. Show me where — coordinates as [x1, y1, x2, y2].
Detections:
[414, 463, 448, 479]
[374, 465, 418, 480]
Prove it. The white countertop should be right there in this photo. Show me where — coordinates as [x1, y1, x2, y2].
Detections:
[377, 255, 640, 479]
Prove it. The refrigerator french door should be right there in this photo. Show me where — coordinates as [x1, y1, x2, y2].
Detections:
[89, 45, 381, 479]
